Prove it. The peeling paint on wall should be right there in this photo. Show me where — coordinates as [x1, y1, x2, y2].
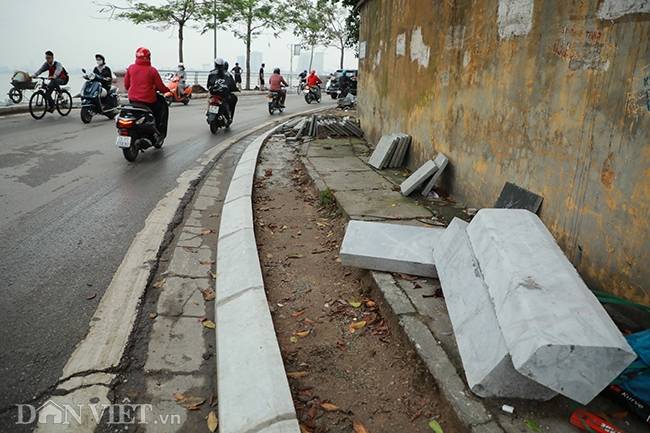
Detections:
[498, 0, 535, 38]
[410, 27, 430, 68]
[463, 51, 471, 68]
[552, 28, 610, 71]
[396, 33, 406, 56]
[373, 50, 382, 69]
[598, 0, 650, 20]
[445, 26, 466, 51]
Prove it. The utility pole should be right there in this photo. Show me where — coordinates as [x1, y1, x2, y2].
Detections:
[213, 0, 218, 60]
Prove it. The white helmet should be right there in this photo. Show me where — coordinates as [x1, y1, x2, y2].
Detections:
[214, 57, 225, 67]
[178, 63, 184, 69]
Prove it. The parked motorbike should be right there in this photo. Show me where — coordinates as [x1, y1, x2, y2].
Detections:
[206, 94, 231, 133]
[115, 102, 163, 162]
[164, 74, 191, 106]
[267, 91, 284, 115]
[303, 85, 321, 104]
[80, 69, 120, 123]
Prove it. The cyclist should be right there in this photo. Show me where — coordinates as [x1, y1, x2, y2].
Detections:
[32, 51, 69, 112]
[269, 67, 288, 107]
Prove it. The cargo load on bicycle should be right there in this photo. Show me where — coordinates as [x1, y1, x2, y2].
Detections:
[11, 71, 37, 90]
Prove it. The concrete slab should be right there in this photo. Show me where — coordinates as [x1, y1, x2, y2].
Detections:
[140, 375, 207, 432]
[258, 419, 303, 433]
[307, 143, 356, 158]
[494, 181, 543, 213]
[317, 170, 390, 191]
[199, 185, 222, 198]
[176, 228, 204, 248]
[193, 195, 218, 211]
[308, 156, 371, 173]
[218, 195, 253, 237]
[58, 372, 114, 391]
[421, 153, 449, 197]
[166, 245, 213, 279]
[467, 209, 637, 404]
[340, 220, 443, 277]
[216, 288, 297, 433]
[157, 276, 209, 317]
[401, 160, 437, 196]
[144, 316, 207, 372]
[216, 227, 264, 303]
[368, 134, 399, 169]
[433, 218, 557, 399]
[224, 173, 253, 203]
[389, 134, 409, 168]
[34, 385, 111, 433]
[372, 272, 416, 315]
[333, 189, 434, 220]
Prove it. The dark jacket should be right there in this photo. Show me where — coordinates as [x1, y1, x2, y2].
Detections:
[207, 69, 238, 96]
[93, 65, 113, 90]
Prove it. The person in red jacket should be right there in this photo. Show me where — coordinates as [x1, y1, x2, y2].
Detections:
[268, 67, 288, 107]
[124, 47, 170, 137]
[307, 69, 322, 98]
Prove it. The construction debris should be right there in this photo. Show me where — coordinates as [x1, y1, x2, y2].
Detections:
[368, 133, 412, 169]
[279, 114, 363, 139]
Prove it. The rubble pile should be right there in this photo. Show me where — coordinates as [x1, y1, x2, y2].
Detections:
[278, 114, 364, 139]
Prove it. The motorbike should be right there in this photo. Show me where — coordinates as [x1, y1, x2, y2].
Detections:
[206, 93, 231, 133]
[114, 101, 163, 162]
[80, 69, 120, 123]
[267, 91, 285, 115]
[164, 74, 191, 106]
[303, 85, 321, 104]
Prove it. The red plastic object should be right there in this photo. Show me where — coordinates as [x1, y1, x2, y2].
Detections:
[570, 410, 625, 433]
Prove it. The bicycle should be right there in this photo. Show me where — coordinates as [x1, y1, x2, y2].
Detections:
[29, 77, 73, 120]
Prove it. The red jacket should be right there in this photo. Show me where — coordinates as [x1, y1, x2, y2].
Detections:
[307, 74, 322, 86]
[124, 59, 169, 103]
[269, 74, 288, 91]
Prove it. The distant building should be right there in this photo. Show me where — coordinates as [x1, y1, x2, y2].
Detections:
[235, 52, 263, 71]
[297, 52, 325, 74]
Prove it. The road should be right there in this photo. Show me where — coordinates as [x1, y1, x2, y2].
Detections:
[0, 92, 335, 418]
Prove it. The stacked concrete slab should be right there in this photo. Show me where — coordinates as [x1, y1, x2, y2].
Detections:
[421, 153, 449, 197]
[368, 133, 412, 169]
[436, 210, 637, 404]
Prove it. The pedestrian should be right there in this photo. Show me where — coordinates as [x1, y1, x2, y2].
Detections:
[259, 63, 265, 91]
[231, 62, 242, 91]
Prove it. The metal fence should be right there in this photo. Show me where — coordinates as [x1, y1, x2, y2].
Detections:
[157, 69, 303, 89]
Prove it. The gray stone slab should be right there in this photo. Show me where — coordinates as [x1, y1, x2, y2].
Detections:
[177, 228, 204, 248]
[340, 220, 443, 277]
[307, 155, 371, 172]
[368, 134, 399, 169]
[217, 288, 297, 433]
[421, 153, 449, 197]
[193, 195, 219, 211]
[224, 173, 253, 204]
[395, 134, 412, 167]
[166, 245, 213, 279]
[467, 209, 637, 404]
[58, 372, 114, 391]
[433, 218, 557, 400]
[144, 316, 207, 372]
[216, 227, 264, 303]
[333, 189, 434, 220]
[494, 181, 544, 213]
[199, 184, 222, 198]
[389, 134, 408, 168]
[219, 195, 253, 238]
[318, 170, 390, 191]
[258, 419, 302, 433]
[307, 143, 356, 158]
[401, 160, 437, 196]
[140, 376, 206, 432]
[157, 276, 209, 317]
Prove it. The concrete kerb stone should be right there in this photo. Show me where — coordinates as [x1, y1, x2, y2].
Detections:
[219, 195, 254, 236]
[216, 228, 264, 303]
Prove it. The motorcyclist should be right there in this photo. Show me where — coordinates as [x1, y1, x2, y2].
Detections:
[269, 67, 288, 107]
[339, 70, 350, 97]
[32, 50, 69, 113]
[207, 57, 239, 121]
[124, 47, 170, 139]
[92, 54, 113, 92]
[307, 69, 322, 97]
[175, 63, 187, 95]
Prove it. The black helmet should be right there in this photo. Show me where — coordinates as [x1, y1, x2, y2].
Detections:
[95, 53, 105, 63]
[273, 67, 280, 74]
[224, 61, 229, 70]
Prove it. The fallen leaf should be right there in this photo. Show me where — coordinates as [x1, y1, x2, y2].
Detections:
[349, 321, 367, 333]
[201, 229, 212, 235]
[353, 419, 370, 433]
[199, 260, 215, 265]
[391, 204, 397, 207]
[207, 411, 218, 432]
[267, 254, 273, 259]
[198, 317, 207, 322]
[173, 393, 188, 400]
[282, 278, 292, 282]
[288, 253, 304, 258]
[348, 299, 362, 308]
[400, 273, 418, 281]
[299, 424, 311, 433]
[291, 226, 298, 229]
[292, 310, 305, 316]
[593, 412, 611, 424]
[182, 247, 198, 253]
[414, 283, 422, 289]
[290, 336, 298, 343]
[86, 294, 96, 300]
[307, 405, 317, 418]
[410, 411, 422, 422]
[321, 403, 339, 410]
[337, 342, 346, 351]
[610, 412, 628, 419]
[366, 301, 376, 307]
[188, 405, 200, 410]
[429, 420, 443, 433]
[523, 420, 541, 432]
[200, 287, 216, 301]
[126, 391, 140, 399]
[202, 320, 216, 329]
[287, 290, 297, 294]
[209, 394, 218, 408]
[287, 371, 309, 379]
[209, 271, 216, 279]
[297, 330, 310, 337]
[150, 313, 157, 319]
[177, 396, 205, 408]
[153, 278, 166, 288]
[344, 271, 352, 277]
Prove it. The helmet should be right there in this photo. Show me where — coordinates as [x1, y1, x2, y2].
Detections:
[95, 54, 105, 63]
[136, 47, 150, 61]
[341, 70, 347, 75]
[224, 61, 229, 70]
[178, 63, 184, 69]
[273, 67, 280, 74]
[310, 69, 315, 74]
[303, 70, 307, 73]
[214, 57, 225, 67]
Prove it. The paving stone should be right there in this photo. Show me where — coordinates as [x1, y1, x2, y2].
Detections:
[389, 133, 410, 168]
[340, 220, 443, 277]
[193, 195, 218, 211]
[176, 229, 204, 248]
[144, 316, 207, 372]
[216, 288, 296, 433]
[307, 143, 356, 158]
[467, 209, 637, 404]
[140, 375, 207, 432]
[199, 185, 222, 198]
[434, 218, 556, 400]
[34, 385, 111, 433]
[219, 195, 253, 238]
[318, 170, 389, 191]
[216, 228, 264, 303]
[401, 160, 437, 196]
[166, 245, 213, 279]
[334, 189, 433, 220]
[421, 152, 449, 197]
[368, 134, 399, 169]
[157, 277, 209, 317]
[308, 155, 371, 172]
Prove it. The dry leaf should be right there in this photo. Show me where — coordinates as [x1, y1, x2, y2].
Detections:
[200, 287, 216, 301]
[150, 313, 157, 319]
[287, 371, 309, 379]
[173, 393, 188, 400]
[209, 271, 216, 279]
[207, 411, 218, 432]
[199, 260, 215, 265]
[86, 294, 96, 300]
[321, 403, 339, 410]
[307, 405, 317, 418]
[288, 253, 304, 258]
[297, 330, 310, 337]
[610, 412, 628, 419]
[349, 321, 367, 333]
[348, 299, 362, 308]
[410, 410, 422, 422]
[152, 278, 166, 288]
[344, 272, 352, 277]
[299, 424, 311, 433]
[209, 394, 218, 408]
[337, 342, 346, 351]
[201, 229, 212, 235]
[182, 247, 198, 253]
[188, 405, 200, 410]
[400, 273, 418, 281]
[202, 320, 216, 329]
[292, 310, 305, 316]
[198, 317, 207, 322]
[366, 301, 376, 307]
[177, 396, 205, 408]
[353, 419, 370, 433]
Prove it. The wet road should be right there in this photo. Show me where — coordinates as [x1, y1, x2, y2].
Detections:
[0, 93, 335, 417]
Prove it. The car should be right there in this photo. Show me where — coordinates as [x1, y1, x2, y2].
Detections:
[326, 69, 358, 98]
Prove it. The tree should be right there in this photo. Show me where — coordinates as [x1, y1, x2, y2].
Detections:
[320, 4, 350, 69]
[289, 0, 331, 71]
[96, 0, 215, 63]
[331, 0, 359, 53]
[219, 0, 291, 90]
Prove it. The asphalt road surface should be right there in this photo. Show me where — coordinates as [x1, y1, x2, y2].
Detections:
[0, 92, 336, 418]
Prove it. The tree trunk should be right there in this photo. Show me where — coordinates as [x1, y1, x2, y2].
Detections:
[339, 36, 344, 69]
[245, 12, 252, 90]
[309, 44, 314, 71]
[178, 23, 184, 63]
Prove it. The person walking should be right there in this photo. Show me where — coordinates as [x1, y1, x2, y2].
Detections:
[259, 63, 265, 91]
[231, 62, 242, 91]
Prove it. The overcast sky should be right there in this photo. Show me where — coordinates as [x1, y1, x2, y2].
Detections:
[0, 0, 358, 74]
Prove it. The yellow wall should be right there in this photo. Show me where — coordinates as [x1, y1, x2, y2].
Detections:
[358, 0, 650, 305]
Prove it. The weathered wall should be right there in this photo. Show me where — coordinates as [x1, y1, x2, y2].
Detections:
[357, 0, 650, 305]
